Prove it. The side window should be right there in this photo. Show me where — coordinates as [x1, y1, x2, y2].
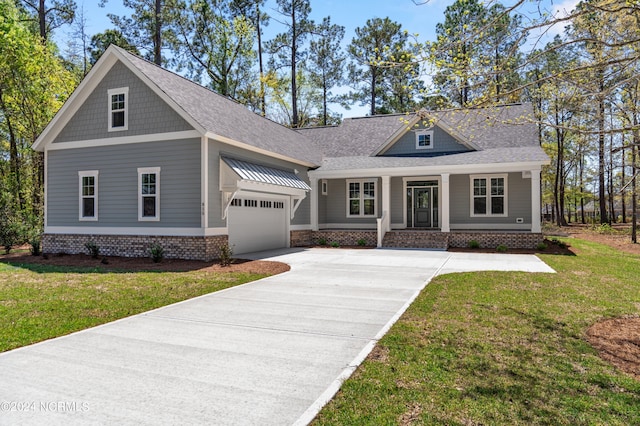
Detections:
[108, 87, 129, 131]
[470, 175, 507, 217]
[138, 167, 160, 221]
[78, 171, 98, 221]
[346, 179, 377, 217]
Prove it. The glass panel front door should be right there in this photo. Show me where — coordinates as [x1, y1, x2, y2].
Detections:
[407, 184, 439, 228]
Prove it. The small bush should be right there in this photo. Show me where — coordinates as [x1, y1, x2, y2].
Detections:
[536, 242, 548, 251]
[219, 243, 233, 267]
[496, 244, 508, 253]
[593, 223, 613, 234]
[550, 238, 568, 249]
[85, 240, 100, 258]
[330, 241, 340, 248]
[317, 238, 327, 246]
[357, 238, 367, 247]
[468, 240, 480, 249]
[29, 236, 42, 256]
[149, 243, 164, 263]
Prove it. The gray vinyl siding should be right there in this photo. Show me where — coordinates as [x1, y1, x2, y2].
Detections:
[322, 178, 380, 226]
[450, 172, 531, 226]
[207, 140, 311, 228]
[47, 139, 201, 227]
[382, 125, 471, 156]
[55, 61, 192, 143]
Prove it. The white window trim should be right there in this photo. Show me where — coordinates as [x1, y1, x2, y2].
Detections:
[469, 174, 508, 217]
[138, 167, 161, 221]
[78, 170, 99, 221]
[346, 179, 377, 218]
[108, 87, 129, 132]
[321, 179, 328, 195]
[415, 129, 434, 150]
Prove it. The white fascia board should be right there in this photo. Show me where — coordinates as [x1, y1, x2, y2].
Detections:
[450, 223, 532, 231]
[45, 226, 228, 237]
[290, 224, 312, 231]
[206, 132, 318, 169]
[33, 53, 119, 151]
[309, 161, 547, 180]
[318, 223, 377, 230]
[46, 130, 202, 151]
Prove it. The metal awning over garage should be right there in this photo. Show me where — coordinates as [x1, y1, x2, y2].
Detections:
[221, 157, 311, 191]
[219, 156, 310, 220]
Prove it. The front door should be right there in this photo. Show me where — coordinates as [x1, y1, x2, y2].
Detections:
[406, 182, 439, 228]
[414, 188, 432, 227]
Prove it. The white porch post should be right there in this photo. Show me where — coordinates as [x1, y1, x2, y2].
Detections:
[382, 176, 391, 231]
[531, 169, 542, 233]
[310, 177, 319, 231]
[441, 173, 450, 232]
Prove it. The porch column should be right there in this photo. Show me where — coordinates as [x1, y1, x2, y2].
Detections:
[382, 176, 391, 231]
[531, 169, 542, 233]
[310, 177, 319, 231]
[441, 173, 450, 232]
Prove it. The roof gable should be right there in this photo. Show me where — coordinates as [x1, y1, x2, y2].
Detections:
[34, 46, 322, 167]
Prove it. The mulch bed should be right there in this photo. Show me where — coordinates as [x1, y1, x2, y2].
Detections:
[587, 317, 640, 381]
[0, 251, 290, 275]
[448, 238, 574, 255]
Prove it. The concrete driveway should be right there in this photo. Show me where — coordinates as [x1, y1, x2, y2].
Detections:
[0, 249, 553, 425]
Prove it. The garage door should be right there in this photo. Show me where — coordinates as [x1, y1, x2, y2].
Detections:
[228, 195, 288, 255]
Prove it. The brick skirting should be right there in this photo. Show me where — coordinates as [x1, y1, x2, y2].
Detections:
[42, 233, 229, 261]
[291, 229, 543, 250]
[290, 230, 377, 247]
[448, 231, 543, 249]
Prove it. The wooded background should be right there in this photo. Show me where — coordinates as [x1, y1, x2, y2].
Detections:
[1, 0, 639, 249]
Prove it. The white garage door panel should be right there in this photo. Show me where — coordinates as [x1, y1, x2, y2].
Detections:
[228, 197, 288, 255]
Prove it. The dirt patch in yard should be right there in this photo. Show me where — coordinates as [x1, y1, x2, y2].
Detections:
[564, 224, 640, 256]
[586, 317, 640, 381]
[0, 251, 290, 275]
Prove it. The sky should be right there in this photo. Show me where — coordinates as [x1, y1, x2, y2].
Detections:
[56, 0, 579, 117]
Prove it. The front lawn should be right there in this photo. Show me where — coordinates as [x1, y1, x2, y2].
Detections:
[0, 262, 268, 352]
[314, 238, 640, 425]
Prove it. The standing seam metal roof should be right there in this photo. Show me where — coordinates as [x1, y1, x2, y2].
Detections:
[222, 157, 311, 191]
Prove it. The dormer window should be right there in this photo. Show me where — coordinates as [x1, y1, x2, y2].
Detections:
[108, 87, 129, 131]
[416, 130, 434, 150]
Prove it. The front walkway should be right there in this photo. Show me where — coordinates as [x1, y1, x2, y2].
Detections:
[0, 249, 553, 425]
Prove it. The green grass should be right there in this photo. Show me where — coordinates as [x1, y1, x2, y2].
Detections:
[0, 262, 267, 353]
[314, 238, 640, 425]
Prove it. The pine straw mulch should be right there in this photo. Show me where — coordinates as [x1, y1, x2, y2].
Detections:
[0, 250, 290, 275]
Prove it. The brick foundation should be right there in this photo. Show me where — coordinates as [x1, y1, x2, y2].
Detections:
[291, 229, 543, 250]
[448, 231, 544, 249]
[42, 233, 229, 261]
[290, 230, 377, 247]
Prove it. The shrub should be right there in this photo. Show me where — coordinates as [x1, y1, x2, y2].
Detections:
[317, 238, 327, 246]
[550, 238, 568, 249]
[0, 221, 21, 254]
[357, 238, 367, 247]
[468, 240, 480, 249]
[29, 236, 42, 256]
[330, 241, 340, 248]
[85, 241, 100, 258]
[149, 243, 164, 263]
[593, 223, 613, 234]
[219, 243, 233, 267]
[496, 244, 508, 253]
[536, 242, 548, 251]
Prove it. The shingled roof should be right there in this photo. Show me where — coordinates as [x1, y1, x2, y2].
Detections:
[119, 47, 323, 166]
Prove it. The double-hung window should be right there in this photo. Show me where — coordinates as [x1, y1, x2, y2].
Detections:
[347, 179, 376, 217]
[78, 171, 98, 221]
[470, 174, 507, 216]
[138, 167, 160, 221]
[108, 87, 129, 131]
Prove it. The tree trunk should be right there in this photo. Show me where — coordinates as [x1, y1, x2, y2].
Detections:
[622, 139, 627, 223]
[0, 89, 23, 211]
[598, 86, 608, 223]
[256, 2, 265, 117]
[290, 6, 298, 128]
[580, 146, 586, 223]
[632, 141, 637, 243]
[370, 67, 376, 116]
[38, 0, 47, 40]
[154, 0, 162, 65]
